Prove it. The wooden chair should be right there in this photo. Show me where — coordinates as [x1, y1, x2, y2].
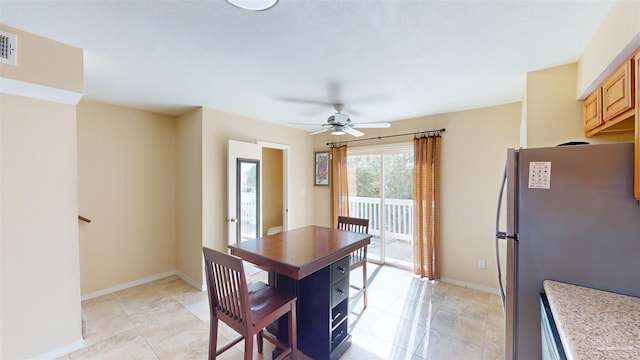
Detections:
[336, 216, 370, 309]
[202, 247, 297, 360]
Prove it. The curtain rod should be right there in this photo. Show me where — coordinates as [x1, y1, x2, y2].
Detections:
[326, 128, 445, 147]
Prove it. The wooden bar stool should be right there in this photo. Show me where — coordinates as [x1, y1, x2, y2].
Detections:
[337, 216, 370, 309]
[202, 247, 297, 359]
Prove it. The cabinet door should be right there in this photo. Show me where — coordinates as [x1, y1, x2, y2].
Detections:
[602, 60, 634, 122]
[634, 52, 639, 201]
[583, 89, 601, 132]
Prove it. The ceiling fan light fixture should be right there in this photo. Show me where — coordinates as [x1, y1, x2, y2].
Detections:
[331, 130, 346, 136]
[226, 0, 278, 11]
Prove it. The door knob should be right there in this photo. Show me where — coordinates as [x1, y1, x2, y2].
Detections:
[229, 218, 238, 223]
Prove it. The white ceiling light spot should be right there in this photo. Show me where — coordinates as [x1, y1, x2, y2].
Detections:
[226, 0, 278, 11]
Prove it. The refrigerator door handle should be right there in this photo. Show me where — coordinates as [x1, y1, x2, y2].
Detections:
[495, 163, 508, 309]
[497, 231, 517, 240]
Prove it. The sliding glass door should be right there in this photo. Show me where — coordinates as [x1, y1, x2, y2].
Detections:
[347, 143, 414, 268]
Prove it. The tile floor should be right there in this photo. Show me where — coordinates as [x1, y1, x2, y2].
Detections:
[60, 265, 504, 360]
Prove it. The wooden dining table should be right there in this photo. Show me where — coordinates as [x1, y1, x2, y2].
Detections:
[229, 225, 371, 360]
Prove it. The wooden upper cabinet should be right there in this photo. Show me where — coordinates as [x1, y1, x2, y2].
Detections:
[583, 48, 639, 200]
[583, 90, 602, 131]
[584, 57, 636, 137]
[602, 60, 634, 122]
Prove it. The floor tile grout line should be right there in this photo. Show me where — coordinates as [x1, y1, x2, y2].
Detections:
[119, 288, 159, 359]
[135, 326, 161, 360]
[75, 266, 504, 360]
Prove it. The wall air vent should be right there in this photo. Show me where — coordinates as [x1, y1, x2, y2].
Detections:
[0, 30, 17, 66]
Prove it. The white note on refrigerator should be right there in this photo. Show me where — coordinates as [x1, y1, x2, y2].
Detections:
[528, 162, 551, 189]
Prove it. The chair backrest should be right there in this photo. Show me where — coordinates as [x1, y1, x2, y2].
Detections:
[337, 216, 369, 234]
[202, 247, 251, 333]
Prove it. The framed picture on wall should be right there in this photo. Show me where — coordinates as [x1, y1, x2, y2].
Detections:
[314, 151, 330, 186]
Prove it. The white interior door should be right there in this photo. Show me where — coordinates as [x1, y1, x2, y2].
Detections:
[228, 140, 262, 246]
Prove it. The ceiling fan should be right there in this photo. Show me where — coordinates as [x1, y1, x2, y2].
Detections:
[290, 104, 391, 137]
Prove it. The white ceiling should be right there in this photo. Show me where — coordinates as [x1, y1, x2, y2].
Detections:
[0, 0, 614, 133]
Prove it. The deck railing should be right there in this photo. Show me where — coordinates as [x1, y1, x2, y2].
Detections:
[348, 196, 413, 241]
[240, 193, 413, 242]
[240, 192, 257, 223]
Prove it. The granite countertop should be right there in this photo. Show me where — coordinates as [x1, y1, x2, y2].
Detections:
[543, 280, 640, 360]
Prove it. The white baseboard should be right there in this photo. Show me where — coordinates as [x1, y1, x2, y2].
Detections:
[176, 270, 205, 291]
[33, 338, 83, 360]
[81, 270, 177, 301]
[440, 277, 500, 295]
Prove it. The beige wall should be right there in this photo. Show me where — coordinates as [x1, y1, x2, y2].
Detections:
[176, 108, 204, 285]
[201, 108, 315, 250]
[76, 101, 316, 293]
[174, 107, 315, 286]
[526, 62, 633, 148]
[0, 24, 83, 93]
[577, 0, 640, 98]
[77, 100, 177, 295]
[262, 148, 284, 235]
[1, 93, 82, 359]
[2, 2, 638, 354]
[314, 103, 521, 290]
[74, 101, 317, 294]
[1, 24, 84, 359]
[438, 104, 520, 289]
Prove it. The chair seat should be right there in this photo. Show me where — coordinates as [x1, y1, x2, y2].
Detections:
[248, 283, 297, 327]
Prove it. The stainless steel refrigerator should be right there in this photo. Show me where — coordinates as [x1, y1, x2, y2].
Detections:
[495, 142, 640, 360]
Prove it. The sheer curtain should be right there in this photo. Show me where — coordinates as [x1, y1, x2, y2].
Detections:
[413, 135, 442, 279]
[330, 145, 349, 227]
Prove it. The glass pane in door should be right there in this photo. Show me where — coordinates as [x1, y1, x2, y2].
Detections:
[238, 159, 260, 242]
[347, 144, 414, 267]
[347, 154, 382, 262]
[382, 151, 414, 267]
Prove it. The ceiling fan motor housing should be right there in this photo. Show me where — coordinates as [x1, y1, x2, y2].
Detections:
[329, 112, 350, 124]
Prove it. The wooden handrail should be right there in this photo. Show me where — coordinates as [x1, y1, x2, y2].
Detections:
[78, 215, 91, 223]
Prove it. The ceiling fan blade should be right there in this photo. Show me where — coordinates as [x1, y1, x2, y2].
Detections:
[350, 122, 391, 129]
[289, 122, 322, 126]
[343, 127, 364, 137]
[279, 97, 333, 106]
[310, 128, 330, 135]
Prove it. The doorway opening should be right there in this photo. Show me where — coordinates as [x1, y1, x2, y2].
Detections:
[262, 147, 284, 236]
[258, 141, 289, 236]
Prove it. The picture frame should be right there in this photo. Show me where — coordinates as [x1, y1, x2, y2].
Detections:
[314, 151, 330, 186]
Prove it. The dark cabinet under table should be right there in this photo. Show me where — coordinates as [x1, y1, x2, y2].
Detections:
[228, 226, 371, 360]
[269, 255, 351, 360]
